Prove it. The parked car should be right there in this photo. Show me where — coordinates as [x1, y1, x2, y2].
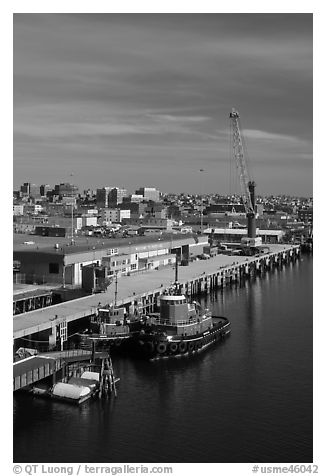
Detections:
[198, 253, 210, 260]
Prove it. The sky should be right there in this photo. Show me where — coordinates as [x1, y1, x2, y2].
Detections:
[13, 13, 313, 197]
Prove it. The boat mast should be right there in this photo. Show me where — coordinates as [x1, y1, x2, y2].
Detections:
[174, 255, 178, 283]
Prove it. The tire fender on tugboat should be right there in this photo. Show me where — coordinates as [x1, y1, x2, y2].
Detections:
[157, 342, 167, 354]
[169, 342, 178, 353]
[178, 341, 187, 353]
[188, 341, 195, 352]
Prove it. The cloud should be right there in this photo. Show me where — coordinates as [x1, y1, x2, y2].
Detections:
[13, 13, 312, 195]
[147, 114, 210, 123]
[241, 129, 304, 144]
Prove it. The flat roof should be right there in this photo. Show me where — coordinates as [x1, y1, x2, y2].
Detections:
[13, 288, 53, 302]
[204, 228, 284, 236]
[13, 232, 205, 256]
[13, 283, 60, 296]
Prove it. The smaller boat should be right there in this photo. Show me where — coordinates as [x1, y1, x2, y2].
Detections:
[77, 274, 142, 351]
[26, 358, 120, 404]
[78, 306, 133, 351]
[27, 370, 101, 405]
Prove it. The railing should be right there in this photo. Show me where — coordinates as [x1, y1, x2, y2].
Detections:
[149, 314, 211, 327]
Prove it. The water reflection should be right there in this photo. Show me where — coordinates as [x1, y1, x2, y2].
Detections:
[14, 256, 313, 463]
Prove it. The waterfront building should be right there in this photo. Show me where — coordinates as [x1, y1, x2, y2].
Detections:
[13, 234, 208, 287]
[102, 252, 139, 276]
[204, 227, 284, 244]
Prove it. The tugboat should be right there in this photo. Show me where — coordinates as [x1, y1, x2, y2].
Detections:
[126, 260, 231, 360]
[78, 305, 134, 351]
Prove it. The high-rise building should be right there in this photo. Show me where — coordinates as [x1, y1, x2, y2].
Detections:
[19, 182, 41, 199]
[135, 187, 160, 202]
[20, 182, 30, 196]
[40, 184, 52, 197]
[96, 187, 114, 208]
[29, 184, 41, 198]
[108, 187, 128, 207]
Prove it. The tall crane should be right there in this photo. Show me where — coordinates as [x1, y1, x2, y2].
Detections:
[229, 108, 261, 247]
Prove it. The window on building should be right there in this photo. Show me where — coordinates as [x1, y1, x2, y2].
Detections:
[49, 262, 59, 274]
[131, 264, 137, 270]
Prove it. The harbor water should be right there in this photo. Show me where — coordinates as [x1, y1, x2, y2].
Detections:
[13, 254, 313, 463]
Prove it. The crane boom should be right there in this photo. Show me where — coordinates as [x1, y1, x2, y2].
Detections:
[229, 108, 254, 215]
[229, 108, 257, 241]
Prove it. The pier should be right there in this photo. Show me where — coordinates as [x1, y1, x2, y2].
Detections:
[13, 244, 300, 345]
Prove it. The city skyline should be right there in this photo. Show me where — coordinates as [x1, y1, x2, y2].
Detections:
[14, 180, 313, 200]
[14, 13, 313, 196]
